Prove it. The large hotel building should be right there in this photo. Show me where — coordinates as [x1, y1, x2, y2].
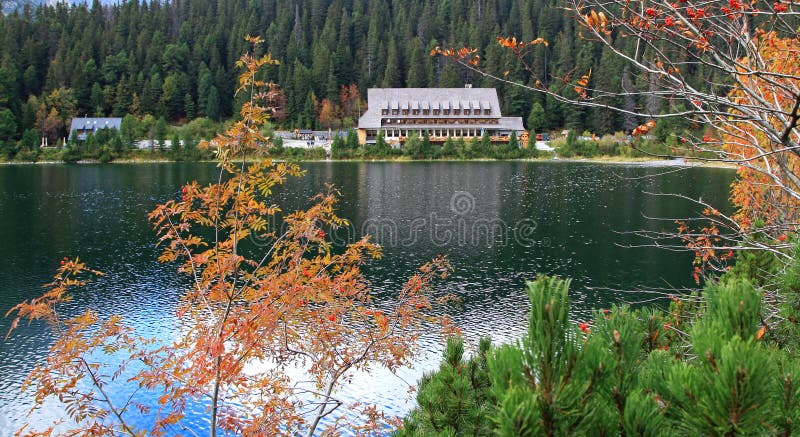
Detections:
[357, 87, 527, 146]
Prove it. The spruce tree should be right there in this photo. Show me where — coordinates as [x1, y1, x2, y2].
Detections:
[441, 137, 456, 158]
[345, 128, 359, 150]
[403, 132, 422, 158]
[509, 132, 518, 149]
[330, 133, 345, 158]
[0, 108, 17, 141]
[383, 38, 402, 88]
[206, 86, 221, 121]
[184, 92, 196, 120]
[374, 132, 389, 156]
[527, 102, 545, 133]
[420, 130, 432, 158]
[197, 64, 213, 116]
[113, 78, 132, 117]
[397, 336, 493, 436]
[406, 43, 426, 88]
[90, 82, 105, 115]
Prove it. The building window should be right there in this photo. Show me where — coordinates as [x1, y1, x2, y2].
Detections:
[443, 109, 450, 115]
[464, 109, 471, 115]
[391, 109, 398, 115]
[381, 109, 388, 115]
[433, 109, 439, 115]
[412, 109, 419, 115]
[454, 109, 460, 115]
[402, 110, 409, 115]
[484, 109, 491, 115]
[423, 109, 429, 115]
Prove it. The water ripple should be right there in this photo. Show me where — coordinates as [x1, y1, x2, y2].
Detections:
[0, 162, 734, 435]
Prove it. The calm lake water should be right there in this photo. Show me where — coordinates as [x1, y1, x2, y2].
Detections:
[0, 161, 734, 435]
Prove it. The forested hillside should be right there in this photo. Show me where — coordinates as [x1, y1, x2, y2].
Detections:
[0, 0, 711, 146]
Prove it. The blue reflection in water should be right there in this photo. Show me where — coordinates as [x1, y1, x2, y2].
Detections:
[0, 162, 733, 435]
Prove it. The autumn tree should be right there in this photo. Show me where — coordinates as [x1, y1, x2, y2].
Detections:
[434, 0, 799, 273]
[6, 36, 450, 436]
[36, 107, 63, 145]
[339, 84, 364, 127]
[725, 35, 800, 235]
[317, 98, 340, 129]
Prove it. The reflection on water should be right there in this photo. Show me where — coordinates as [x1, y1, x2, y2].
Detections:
[0, 162, 733, 435]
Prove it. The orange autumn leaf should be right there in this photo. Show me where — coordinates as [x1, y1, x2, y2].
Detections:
[7, 36, 454, 437]
[756, 326, 767, 340]
[725, 33, 800, 233]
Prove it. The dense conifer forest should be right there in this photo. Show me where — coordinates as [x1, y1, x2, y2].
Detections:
[0, 0, 716, 155]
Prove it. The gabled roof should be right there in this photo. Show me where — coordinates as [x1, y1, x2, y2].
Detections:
[69, 117, 122, 139]
[358, 88, 506, 129]
[69, 117, 122, 133]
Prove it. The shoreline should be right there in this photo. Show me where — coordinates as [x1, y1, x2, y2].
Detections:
[0, 156, 738, 169]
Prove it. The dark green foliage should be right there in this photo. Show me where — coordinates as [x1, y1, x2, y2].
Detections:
[557, 130, 601, 158]
[401, 265, 800, 436]
[330, 134, 346, 158]
[169, 133, 182, 160]
[652, 108, 691, 145]
[345, 129, 359, 150]
[777, 243, 800, 356]
[269, 135, 285, 155]
[493, 132, 520, 159]
[0, 108, 18, 141]
[402, 132, 436, 159]
[206, 86, 221, 121]
[60, 145, 82, 163]
[2, 114, 224, 163]
[19, 129, 39, 150]
[331, 132, 541, 161]
[0, 0, 716, 139]
[372, 133, 392, 157]
[496, 276, 599, 436]
[360, 132, 394, 158]
[402, 132, 423, 159]
[397, 336, 493, 436]
[440, 137, 457, 158]
[184, 92, 196, 120]
[120, 114, 139, 148]
[477, 131, 492, 157]
[420, 131, 433, 159]
[526, 102, 545, 133]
